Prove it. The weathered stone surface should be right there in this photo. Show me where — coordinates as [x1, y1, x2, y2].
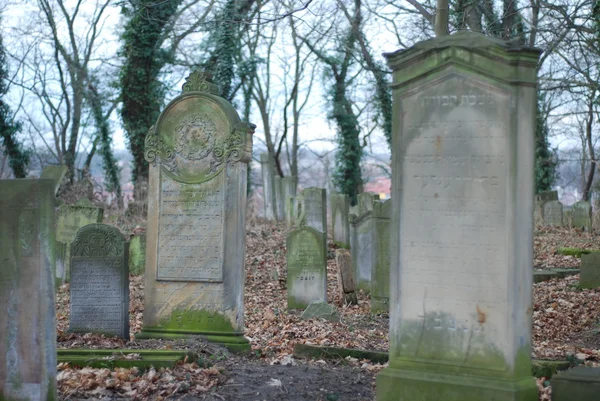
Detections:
[571, 200, 592, 231]
[69, 224, 129, 339]
[350, 211, 373, 293]
[285, 195, 295, 228]
[274, 176, 284, 222]
[371, 199, 391, 313]
[296, 187, 327, 235]
[536, 190, 558, 203]
[331, 193, 350, 248]
[300, 302, 340, 322]
[260, 153, 276, 220]
[129, 234, 146, 275]
[40, 164, 67, 196]
[0, 179, 57, 401]
[55, 199, 103, 287]
[580, 252, 600, 289]
[281, 176, 297, 218]
[137, 70, 254, 353]
[551, 366, 600, 401]
[335, 249, 357, 305]
[358, 192, 380, 215]
[543, 200, 563, 227]
[287, 226, 327, 309]
[377, 32, 540, 401]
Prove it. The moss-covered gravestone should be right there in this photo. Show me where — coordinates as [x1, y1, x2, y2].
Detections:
[580, 252, 600, 289]
[287, 226, 327, 309]
[0, 179, 56, 401]
[350, 211, 373, 293]
[260, 153, 276, 220]
[55, 199, 103, 287]
[378, 32, 540, 401]
[40, 164, 67, 196]
[543, 200, 563, 227]
[371, 200, 391, 313]
[69, 224, 129, 339]
[331, 193, 350, 248]
[128, 234, 146, 275]
[571, 200, 592, 231]
[281, 176, 298, 219]
[136, 70, 254, 353]
[296, 187, 327, 235]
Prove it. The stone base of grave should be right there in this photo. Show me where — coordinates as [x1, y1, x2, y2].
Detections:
[370, 297, 389, 314]
[376, 365, 537, 401]
[136, 328, 250, 353]
[551, 367, 600, 401]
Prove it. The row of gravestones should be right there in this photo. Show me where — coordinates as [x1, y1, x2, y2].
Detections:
[536, 190, 593, 231]
[259, 152, 298, 222]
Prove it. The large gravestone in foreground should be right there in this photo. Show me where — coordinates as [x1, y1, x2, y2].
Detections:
[137, 70, 254, 352]
[377, 32, 540, 401]
[69, 224, 129, 339]
[0, 179, 56, 401]
[331, 193, 350, 248]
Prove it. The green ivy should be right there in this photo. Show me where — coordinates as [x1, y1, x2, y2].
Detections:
[535, 91, 558, 192]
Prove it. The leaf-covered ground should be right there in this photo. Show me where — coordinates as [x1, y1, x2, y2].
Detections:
[55, 221, 600, 400]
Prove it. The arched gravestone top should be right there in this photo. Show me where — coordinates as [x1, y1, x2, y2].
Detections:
[71, 223, 126, 257]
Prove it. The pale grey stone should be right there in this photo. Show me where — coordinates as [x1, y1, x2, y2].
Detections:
[281, 176, 298, 219]
[358, 192, 380, 215]
[571, 200, 592, 231]
[297, 187, 327, 236]
[331, 193, 350, 248]
[274, 176, 284, 222]
[543, 200, 563, 227]
[350, 211, 373, 293]
[371, 200, 391, 313]
[260, 153, 277, 220]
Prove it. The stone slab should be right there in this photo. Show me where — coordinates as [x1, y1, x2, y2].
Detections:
[281, 176, 298, 219]
[551, 366, 600, 401]
[533, 269, 579, 283]
[300, 302, 340, 322]
[371, 200, 391, 313]
[543, 200, 563, 227]
[331, 193, 350, 248]
[260, 153, 276, 220]
[297, 187, 327, 235]
[580, 252, 600, 289]
[57, 349, 196, 370]
[571, 200, 592, 231]
[351, 211, 373, 293]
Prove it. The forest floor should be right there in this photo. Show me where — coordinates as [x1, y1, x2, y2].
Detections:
[56, 220, 600, 400]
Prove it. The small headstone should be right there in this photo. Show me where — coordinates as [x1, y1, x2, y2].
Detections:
[260, 153, 277, 220]
[571, 200, 592, 231]
[331, 193, 350, 248]
[287, 226, 327, 309]
[274, 176, 284, 222]
[69, 224, 130, 339]
[285, 195, 295, 228]
[300, 302, 340, 322]
[580, 252, 600, 289]
[371, 200, 391, 313]
[296, 187, 327, 235]
[129, 233, 146, 275]
[40, 164, 67, 196]
[536, 190, 558, 203]
[351, 211, 373, 293]
[55, 199, 104, 287]
[543, 200, 563, 227]
[563, 209, 572, 228]
[281, 176, 298, 218]
[551, 366, 600, 401]
[0, 179, 57, 401]
[137, 70, 254, 352]
[358, 192, 380, 215]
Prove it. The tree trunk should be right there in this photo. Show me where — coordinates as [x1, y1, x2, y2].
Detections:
[435, 0, 449, 36]
[582, 94, 596, 202]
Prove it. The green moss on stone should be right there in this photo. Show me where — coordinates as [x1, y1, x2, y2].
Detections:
[556, 248, 594, 258]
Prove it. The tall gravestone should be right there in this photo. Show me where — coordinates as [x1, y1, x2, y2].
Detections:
[274, 176, 284, 222]
[297, 187, 327, 235]
[281, 176, 298, 217]
[371, 199, 391, 313]
[543, 200, 563, 227]
[69, 224, 129, 339]
[40, 164, 67, 196]
[0, 179, 56, 401]
[286, 226, 327, 309]
[285, 195, 296, 228]
[55, 199, 103, 287]
[571, 200, 592, 231]
[260, 153, 277, 220]
[137, 70, 254, 353]
[377, 32, 540, 401]
[351, 210, 373, 293]
[331, 193, 350, 248]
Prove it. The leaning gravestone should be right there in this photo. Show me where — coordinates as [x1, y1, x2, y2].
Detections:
[260, 153, 277, 220]
[0, 179, 57, 401]
[371, 199, 391, 313]
[296, 187, 327, 235]
[331, 193, 350, 248]
[543, 200, 563, 227]
[286, 226, 327, 309]
[137, 70, 254, 352]
[55, 199, 103, 287]
[580, 252, 600, 289]
[377, 32, 540, 400]
[351, 210, 373, 293]
[40, 164, 68, 196]
[69, 224, 129, 339]
[571, 200, 592, 231]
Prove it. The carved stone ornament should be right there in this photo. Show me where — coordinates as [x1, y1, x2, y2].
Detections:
[71, 224, 125, 257]
[182, 70, 220, 95]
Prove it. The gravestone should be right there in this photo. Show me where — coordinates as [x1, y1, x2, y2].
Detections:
[358, 192, 380, 215]
[0, 179, 56, 401]
[286, 226, 327, 309]
[331, 193, 350, 248]
[40, 164, 67, 196]
[350, 211, 373, 293]
[551, 366, 600, 401]
[129, 233, 146, 275]
[274, 176, 284, 222]
[377, 32, 540, 400]
[55, 199, 103, 287]
[571, 200, 592, 231]
[536, 190, 558, 203]
[296, 187, 327, 235]
[281, 176, 298, 218]
[69, 224, 129, 339]
[137, 70, 254, 353]
[260, 153, 276, 220]
[543, 200, 563, 227]
[285, 195, 295, 228]
[580, 252, 600, 289]
[371, 199, 391, 313]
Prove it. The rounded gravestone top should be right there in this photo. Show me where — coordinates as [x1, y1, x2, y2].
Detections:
[71, 223, 126, 257]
